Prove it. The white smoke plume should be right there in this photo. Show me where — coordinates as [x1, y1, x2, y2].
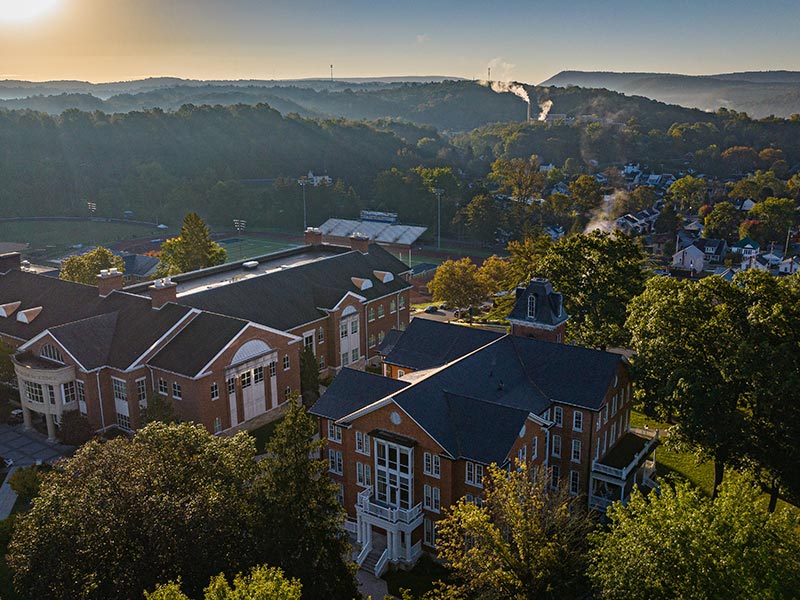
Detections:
[538, 99, 553, 121]
[482, 58, 530, 109]
[584, 190, 624, 234]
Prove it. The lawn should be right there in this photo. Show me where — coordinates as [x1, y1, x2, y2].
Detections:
[217, 236, 297, 262]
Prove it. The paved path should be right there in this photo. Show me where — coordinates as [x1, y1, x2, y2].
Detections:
[0, 424, 71, 467]
[0, 466, 18, 520]
[356, 568, 391, 600]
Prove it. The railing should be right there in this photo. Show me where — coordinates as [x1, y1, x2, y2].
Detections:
[374, 548, 390, 578]
[357, 486, 423, 525]
[592, 431, 660, 482]
[356, 542, 372, 567]
[588, 494, 615, 510]
[408, 540, 423, 563]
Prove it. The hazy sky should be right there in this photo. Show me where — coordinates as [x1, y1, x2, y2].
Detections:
[1, 0, 799, 83]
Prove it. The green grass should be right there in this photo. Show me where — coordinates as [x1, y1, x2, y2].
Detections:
[383, 554, 450, 598]
[0, 220, 166, 259]
[248, 418, 284, 453]
[217, 236, 296, 261]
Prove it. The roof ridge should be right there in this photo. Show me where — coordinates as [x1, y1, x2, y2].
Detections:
[508, 335, 553, 402]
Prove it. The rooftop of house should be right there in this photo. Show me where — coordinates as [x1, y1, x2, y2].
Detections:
[507, 278, 569, 328]
[733, 236, 760, 249]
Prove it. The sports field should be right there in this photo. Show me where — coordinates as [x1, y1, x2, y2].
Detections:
[217, 236, 298, 261]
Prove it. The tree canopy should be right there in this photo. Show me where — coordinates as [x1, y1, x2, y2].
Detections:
[146, 565, 302, 600]
[428, 258, 487, 310]
[59, 246, 124, 285]
[158, 213, 227, 276]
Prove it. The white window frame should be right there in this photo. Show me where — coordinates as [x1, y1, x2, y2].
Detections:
[552, 434, 562, 458]
[424, 484, 441, 513]
[532, 436, 538, 459]
[424, 517, 437, 547]
[551, 465, 560, 489]
[571, 439, 581, 463]
[210, 382, 219, 401]
[465, 461, 484, 488]
[136, 377, 147, 407]
[328, 449, 343, 474]
[424, 452, 440, 478]
[553, 406, 563, 427]
[213, 417, 223, 434]
[356, 431, 371, 455]
[527, 295, 536, 318]
[569, 470, 579, 495]
[158, 378, 168, 395]
[283, 355, 290, 370]
[317, 327, 325, 344]
[111, 377, 128, 402]
[172, 381, 182, 399]
[573, 410, 583, 432]
[327, 420, 342, 443]
[357, 462, 372, 487]
[254, 366, 264, 384]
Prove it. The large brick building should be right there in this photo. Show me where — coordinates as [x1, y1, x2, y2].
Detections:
[311, 280, 658, 575]
[0, 234, 411, 440]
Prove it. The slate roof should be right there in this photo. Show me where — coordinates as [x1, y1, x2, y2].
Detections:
[377, 328, 403, 357]
[181, 244, 411, 331]
[148, 311, 249, 377]
[507, 279, 569, 327]
[380, 319, 502, 370]
[310, 368, 409, 421]
[119, 253, 160, 279]
[692, 238, 726, 257]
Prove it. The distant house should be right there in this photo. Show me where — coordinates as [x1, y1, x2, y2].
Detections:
[545, 225, 565, 241]
[741, 255, 770, 272]
[305, 171, 332, 186]
[712, 266, 738, 282]
[731, 237, 760, 259]
[552, 182, 570, 195]
[594, 173, 608, 185]
[731, 198, 756, 212]
[779, 256, 800, 274]
[672, 244, 705, 273]
[761, 250, 784, 267]
[691, 238, 727, 264]
[616, 214, 648, 235]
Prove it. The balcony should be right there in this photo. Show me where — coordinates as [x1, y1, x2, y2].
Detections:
[357, 487, 423, 528]
[592, 430, 659, 482]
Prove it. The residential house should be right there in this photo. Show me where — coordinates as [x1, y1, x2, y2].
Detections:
[779, 256, 800, 274]
[672, 244, 705, 273]
[731, 237, 760, 259]
[691, 238, 727, 264]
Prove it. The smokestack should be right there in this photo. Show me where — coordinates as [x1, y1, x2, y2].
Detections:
[527, 102, 531, 122]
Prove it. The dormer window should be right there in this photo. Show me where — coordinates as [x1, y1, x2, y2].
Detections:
[527, 295, 536, 319]
[40, 344, 64, 364]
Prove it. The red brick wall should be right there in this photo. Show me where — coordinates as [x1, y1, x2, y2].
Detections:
[510, 321, 567, 343]
[365, 290, 410, 361]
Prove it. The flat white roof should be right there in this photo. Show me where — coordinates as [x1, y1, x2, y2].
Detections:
[318, 218, 427, 246]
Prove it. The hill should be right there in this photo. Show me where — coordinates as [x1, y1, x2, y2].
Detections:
[540, 70, 800, 118]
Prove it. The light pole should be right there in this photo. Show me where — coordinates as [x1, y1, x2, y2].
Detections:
[298, 177, 309, 231]
[431, 188, 444, 250]
[233, 218, 247, 261]
[87, 201, 97, 215]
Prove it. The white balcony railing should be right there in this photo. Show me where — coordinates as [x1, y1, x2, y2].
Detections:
[592, 431, 659, 482]
[588, 494, 615, 510]
[374, 548, 390, 578]
[356, 542, 372, 567]
[357, 486, 423, 525]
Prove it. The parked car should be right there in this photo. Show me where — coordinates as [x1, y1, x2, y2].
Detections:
[424, 305, 438, 314]
[8, 409, 23, 425]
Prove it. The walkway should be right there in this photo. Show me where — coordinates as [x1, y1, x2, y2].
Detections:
[356, 568, 391, 600]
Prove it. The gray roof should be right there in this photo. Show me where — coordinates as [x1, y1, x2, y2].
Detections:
[180, 244, 411, 331]
[310, 368, 409, 421]
[380, 319, 503, 370]
[508, 279, 569, 327]
[318, 218, 427, 245]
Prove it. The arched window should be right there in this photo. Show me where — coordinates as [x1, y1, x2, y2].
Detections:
[40, 344, 64, 364]
[527, 296, 536, 319]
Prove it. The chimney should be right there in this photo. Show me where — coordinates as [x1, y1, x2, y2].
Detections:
[304, 227, 323, 246]
[97, 268, 124, 297]
[148, 278, 178, 309]
[0, 252, 21, 273]
[349, 233, 370, 254]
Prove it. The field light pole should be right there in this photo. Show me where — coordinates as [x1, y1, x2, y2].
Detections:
[87, 201, 97, 214]
[233, 218, 247, 261]
[298, 177, 309, 231]
[431, 188, 444, 249]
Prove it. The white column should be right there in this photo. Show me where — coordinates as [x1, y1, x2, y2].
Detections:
[45, 412, 56, 442]
[22, 406, 32, 431]
[356, 514, 362, 544]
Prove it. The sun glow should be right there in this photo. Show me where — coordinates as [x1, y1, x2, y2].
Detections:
[0, 0, 60, 23]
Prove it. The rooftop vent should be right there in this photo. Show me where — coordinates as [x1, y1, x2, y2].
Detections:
[351, 277, 373, 291]
[242, 260, 259, 270]
[16, 306, 42, 324]
[0, 301, 21, 318]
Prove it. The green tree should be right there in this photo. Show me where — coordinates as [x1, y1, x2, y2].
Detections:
[253, 401, 358, 600]
[489, 155, 545, 202]
[8, 423, 260, 600]
[728, 170, 786, 201]
[57, 410, 95, 446]
[428, 258, 487, 311]
[8, 465, 49, 505]
[568, 174, 602, 213]
[703, 202, 740, 242]
[654, 202, 680, 234]
[588, 474, 800, 600]
[667, 175, 707, 212]
[746, 196, 796, 246]
[158, 213, 227, 276]
[140, 393, 177, 425]
[59, 246, 124, 285]
[538, 231, 647, 349]
[0, 339, 16, 383]
[504, 235, 552, 287]
[434, 464, 594, 600]
[721, 145, 759, 173]
[457, 194, 501, 244]
[299, 347, 320, 407]
[787, 172, 800, 201]
[477, 255, 510, 295]
[146, 565, 302, 600]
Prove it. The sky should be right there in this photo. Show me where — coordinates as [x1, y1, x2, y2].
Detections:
[1, 0, 799, 83]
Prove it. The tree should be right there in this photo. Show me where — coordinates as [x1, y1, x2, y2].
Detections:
[504, 235, 552, 287]
[489, 155, 545, 203]
[703, 202, 740, 242]
[146, 565, 302, 600]
[588, 474, 800, 600]
[667, 175, 706, 212]
[787, 173, 800, 201]
[721, 145, 759, 173]
[299, 347, 320, 407]
[428, 258, 487, 311]
[253, 401, 358, 600]
[457, 194, 501, 244]
[8, 423, 261, 600]
[59, 246, 124, 285]
[654, 202, 680, 234]
[568, 174, 602, 213]
[434, 464, 594, 600]
[8, 465, 49, 505]
[728, 170, 786, 201]
[0, 339, 16, 383]
[746, 196, 796, 246]
[140, 393, 177, 425]
[57, 410, 94, 446]
[538, 231, 647, 349]
[627, 186, 658, 212]
[477, 255, 510, 295]
[158, 213, 227, 276]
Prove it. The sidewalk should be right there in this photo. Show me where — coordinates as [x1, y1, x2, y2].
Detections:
[0, 466, 19, 520]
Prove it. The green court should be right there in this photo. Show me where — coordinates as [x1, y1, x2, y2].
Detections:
[217, 236, 298, 261]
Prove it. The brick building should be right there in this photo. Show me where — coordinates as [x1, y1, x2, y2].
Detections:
[311, 280, 658, 575]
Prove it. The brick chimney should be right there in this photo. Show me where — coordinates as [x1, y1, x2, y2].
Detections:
[0, 252, 21, 273]
[97, 268, 124, 297]
[148, 278, 178, 309]
[349, 233, 370, 254]
[304, 227, 323, 246]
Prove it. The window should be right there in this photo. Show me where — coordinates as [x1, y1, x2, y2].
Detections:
[172, 382, 182, 399]
[284, 386, 291, 400]
[595, 438, 600, 460]
[283, 355, 290, 370]
[573, 411, 583, 432]
[351, 348, 359, 363]
[424, 452, 440, 478]
[378, 304, 385, 319]
[253, 366, 264, 384]
[48, 385, 56, 405]
[40, 343, 63, 363]
[136, 378, 147, 406]
[76, 380, 86, 413]
[227, 377, 236, 395]
[210, 382, 219, 401]
[319, 355, 326, 370]
[527, 295, 536, 318]
[356, 431, 371, 455]
[269, 361, 277, 378]
[571, 439, 581, 463]
[424, 518, 437, 547]
[25, 381, 44, 404]
[532, 436, 538, 459]
[158, 378, 168, 395]
[424, 485, 440, 512]
[610, 424, 616, 445]
[390, 299, 396, 313]
[569, 471, 580, 495]
[551, 465, 560, 489]
[603, 405, 609, 424]
[553, 406, 563, 427]
[327, 421, 342, 443]
[596, 409, 602, 430]
[603, 431, 608, 454]
[397, 369, 405, 377]
[398, 295, 406, 309]
[368, 307, 375, 322]
[341, 352, 349, 366]
[62, 381, 76, 404]
[112, 378, 128, 402]
[378, 331, 385, 344]
[240, 371, 252, 388]
[466, 462, 484, 487]
[213, 417, 222, 434]
[375, 439, 413, 509]
[351, 319, 358, 335]
[518, 444, 526, 465]
[340, 321, 348, 338]
[317, 327, 325, 344]
[337, 483, 344, 505]
[612, 394, 618, 415]
[551, 434, 562, 458]
[369, 334, 376, 348]
[117, 413, 131, 431]
[328, 449, 343, 474]
[356, 462, 372, 487]
[304, 333, 314, 351]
